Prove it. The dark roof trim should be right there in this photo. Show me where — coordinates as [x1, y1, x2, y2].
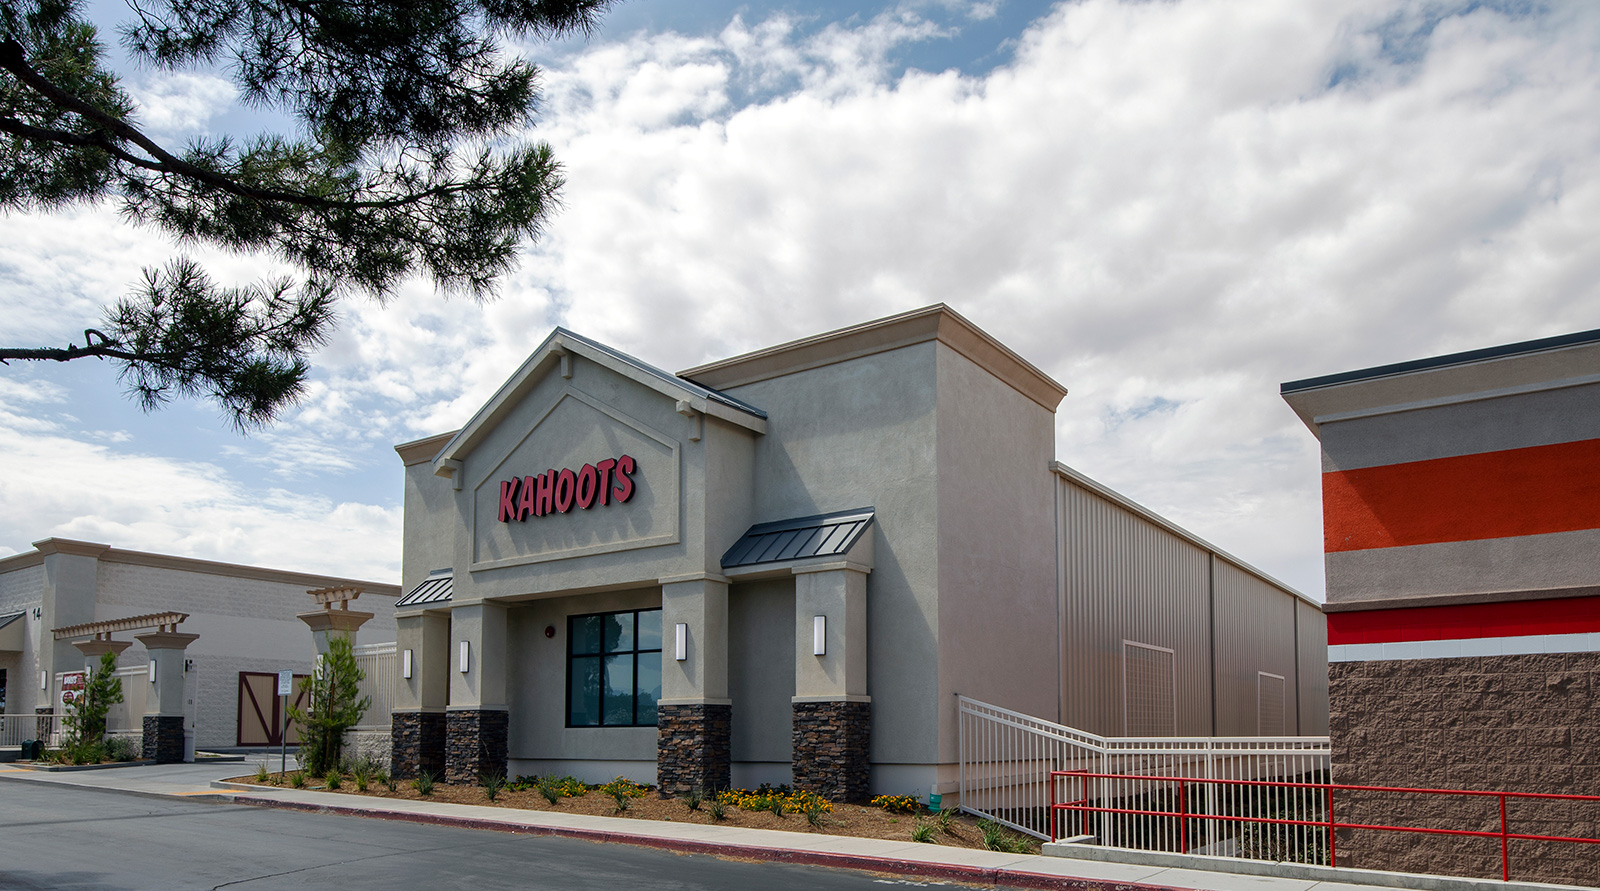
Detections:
[1282, 327, 1600, 395]
[396, 571, 453, 608]
[0, 611, 23, 630]
[559, 328, 768, 420]
[722, 508, 875, 569]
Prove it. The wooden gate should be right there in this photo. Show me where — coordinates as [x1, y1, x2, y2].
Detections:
[237, 672, 308, 746]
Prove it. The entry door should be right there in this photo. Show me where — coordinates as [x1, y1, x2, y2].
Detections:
[236, 672, 308, 746]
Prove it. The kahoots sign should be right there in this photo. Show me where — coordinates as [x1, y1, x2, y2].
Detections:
[498, 455, 637, 522]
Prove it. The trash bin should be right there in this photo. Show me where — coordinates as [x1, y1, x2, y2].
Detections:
[20, 739, 39, 760]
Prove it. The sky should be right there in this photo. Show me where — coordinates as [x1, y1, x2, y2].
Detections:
[3, 0, 1599, 598]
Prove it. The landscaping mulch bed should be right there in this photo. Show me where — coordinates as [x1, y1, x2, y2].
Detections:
[224, 772, 1039, 853]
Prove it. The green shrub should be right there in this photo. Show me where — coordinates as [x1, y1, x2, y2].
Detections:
[414, 771, 435, 796]
[286, 635, 370, 777]
[289, 771, 307, 788]
[683, 788, 704, 811]
[911, 820, 937, 843]
[325, 772, 342, 790]
[105, 736, 139, 762]
[481, 770, 506, 802]
[537, 777, 561, 805]
[804, 798, 828, 828]
[871, 794, 921, 814]
[708, 797, 727, 821]
[254, 762, 271, 783]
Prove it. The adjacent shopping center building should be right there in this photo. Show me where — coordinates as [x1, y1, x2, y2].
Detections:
[1282, 327, 1600, 885]
[392, 305, 1326, 799]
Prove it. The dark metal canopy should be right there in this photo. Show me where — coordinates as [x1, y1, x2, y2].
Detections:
[396, 570, 453, 608]
[721, 508, 875, 569]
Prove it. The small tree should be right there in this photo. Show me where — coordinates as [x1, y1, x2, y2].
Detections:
[63, 650, 123, 763]
[287, 634, 368, 776]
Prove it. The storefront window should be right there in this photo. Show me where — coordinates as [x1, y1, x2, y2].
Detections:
[567, 609, 662, 727]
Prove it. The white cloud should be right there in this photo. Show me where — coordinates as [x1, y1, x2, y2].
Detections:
[6, 0, 1600, 594]
[127, 72, 236, 137]
[0, 385, 399, 579]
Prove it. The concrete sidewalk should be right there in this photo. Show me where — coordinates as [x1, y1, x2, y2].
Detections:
[0, 762, 1581, 891]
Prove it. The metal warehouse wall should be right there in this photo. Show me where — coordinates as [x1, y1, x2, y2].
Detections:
[1054, 463, 1328, 739]
[1056, 470, 1213, 736]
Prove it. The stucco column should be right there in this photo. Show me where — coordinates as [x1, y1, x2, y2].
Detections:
[297, 607, 374, 658]
[657, 573, 732, 796]
[391, 610, 449, 780]
[134, 630, 199, 763]
[72, 636, 133, 669]
[445, 601, 507, 783]
[791, 563, 871, 802]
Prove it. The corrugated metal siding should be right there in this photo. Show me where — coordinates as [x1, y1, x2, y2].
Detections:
[1211, 558, 1299, 735]
[1297, 598, 1330, 734]
[1057, 477, 1213, 737]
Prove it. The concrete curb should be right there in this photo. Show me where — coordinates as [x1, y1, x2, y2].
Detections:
[0, 770, 237, 804]
[231, 795, 1185, 891]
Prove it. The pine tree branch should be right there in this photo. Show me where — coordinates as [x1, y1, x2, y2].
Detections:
[0, 36, 486, 212]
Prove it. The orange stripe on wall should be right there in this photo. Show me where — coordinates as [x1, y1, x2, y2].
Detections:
[1324, 438, 1600, 552]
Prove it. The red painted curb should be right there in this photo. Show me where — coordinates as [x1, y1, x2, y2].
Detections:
[230, 795, 1187, 891]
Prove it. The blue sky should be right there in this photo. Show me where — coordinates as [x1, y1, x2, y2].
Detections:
[4, 0, 1600, 596]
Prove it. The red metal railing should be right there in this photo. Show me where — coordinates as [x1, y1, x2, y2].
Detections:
[1050, 770, 1600, 882]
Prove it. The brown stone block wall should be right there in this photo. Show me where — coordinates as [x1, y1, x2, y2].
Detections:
[656, 703, 731, 796]
[445, 709, 508, 784]
[792, 700, 871, 803]
[390, 711, 445, 780]
[1330, 653, 1600, 886]
[142, 714, 184, 764]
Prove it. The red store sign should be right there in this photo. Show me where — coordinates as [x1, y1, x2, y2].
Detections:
[498, 455, 637, 522]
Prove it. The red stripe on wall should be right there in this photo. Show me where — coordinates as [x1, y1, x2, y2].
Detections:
[1327, 596, 1600, 645]
[1323, 437, 1600, 552]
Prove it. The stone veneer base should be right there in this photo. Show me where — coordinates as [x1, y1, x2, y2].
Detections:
[390, 711, 446, 781]
[656, 703, 731, 796]
[142, 715, 185, 764]
[791, 700, 871, 803]
[1330, 652, 1600, 887]
[445, 709, 508, 785]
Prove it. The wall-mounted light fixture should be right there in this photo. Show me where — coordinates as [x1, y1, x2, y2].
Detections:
[458, 640, 471, 674]
[148, 659, 158, 683]
[40, 670, 47, 690]
[813, 616, 827, 656]
[402, 649, 414, 679]
[674, 623, 688, 662]
[184, 659, 193, 673]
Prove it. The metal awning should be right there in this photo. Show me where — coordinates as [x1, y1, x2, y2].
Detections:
[721, 508, 875, 569]
[396, 570, 453, 608]
[0, 611, 22, 652]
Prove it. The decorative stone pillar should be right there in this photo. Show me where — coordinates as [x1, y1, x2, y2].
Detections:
[298, 586, 374, 659]
[791, 562, 871, 802]
[657, 573, 732, 796]
[391, 609, 449, 780]
[71, 634, 133, 668]
[134, 629, 199, 764]
[445, 601, 508, 784]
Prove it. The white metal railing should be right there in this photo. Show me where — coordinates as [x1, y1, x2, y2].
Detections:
[0, 712, 64, 749]
[353, 642, 397, 730]
[957, 695, 1330, 863]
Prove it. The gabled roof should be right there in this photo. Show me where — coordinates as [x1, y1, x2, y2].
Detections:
[721, 508, 875, 569]
[433, 328, 767, 476]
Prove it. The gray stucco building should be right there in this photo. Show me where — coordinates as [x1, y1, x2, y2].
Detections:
[391, 305, 1325, 799]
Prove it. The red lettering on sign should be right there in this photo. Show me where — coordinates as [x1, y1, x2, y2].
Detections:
[496, 455, 639, 523]
[499, 479, 519, 523]
[517, 476, 536, 520]
[576, 464, 598, 509]
[555, 468, 577, 513]
[595, 458, 617, 506]
[614, 454, 636, 503]
[535, 470, 555, 516]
